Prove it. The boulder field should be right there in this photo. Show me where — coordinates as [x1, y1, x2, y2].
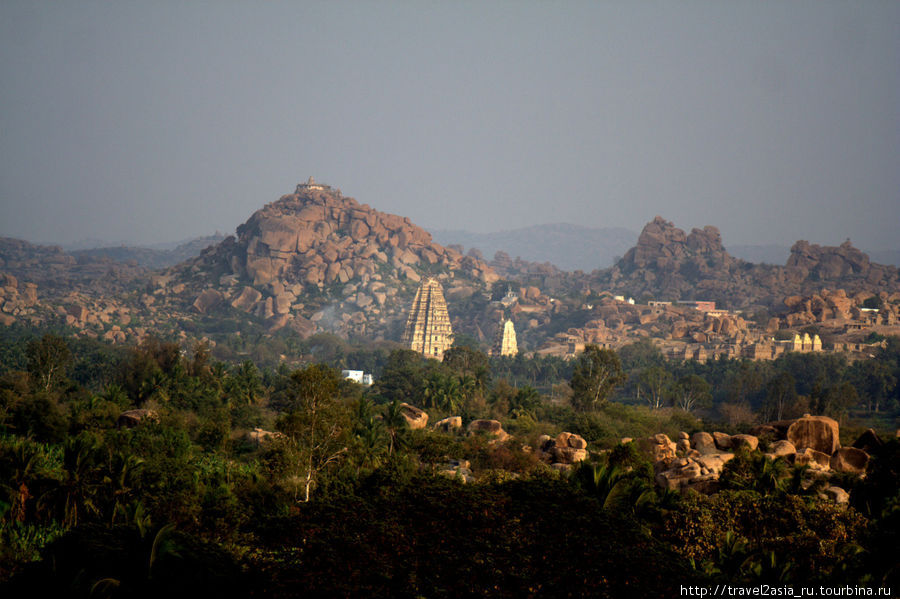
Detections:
[628, 415, 879, 501]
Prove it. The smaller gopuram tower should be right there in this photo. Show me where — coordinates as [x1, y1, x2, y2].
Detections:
[491, 318, 518, 357]
[403, 278, 453, 360]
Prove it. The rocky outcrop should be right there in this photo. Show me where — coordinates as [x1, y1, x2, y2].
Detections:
[596, 218, 900, 309]
[638, 414, 870, 494]
[399, 403, 429, 430]
[787, 240, 873, 281]
[434, 416, 462, 433]
[161, 180, 499, 339]
[437, 458, 474, 483]
[794, 448, 832, 471]
[730, 434, 759, 452]
[786, 415, 841, 456]
[467, 419, 509, 442]
[852, 428, 883, 455]
[830, 447, 869, 474]
[116, 409, 159, 428]
[536, 433, 588, 469]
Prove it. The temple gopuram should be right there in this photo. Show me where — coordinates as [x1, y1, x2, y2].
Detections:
[403, 278, 453, 360]
[492, 318, 518, 357]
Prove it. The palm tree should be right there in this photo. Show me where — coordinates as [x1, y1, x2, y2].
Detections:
[102, 448, 145, 524]
[352, 398, 387, 472]
[572, 462, 652, 513]
[59, 433, 103, 527]
[382, 400, 408, 457]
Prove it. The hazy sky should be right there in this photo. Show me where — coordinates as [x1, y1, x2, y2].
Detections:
[1, 2, 898, 249]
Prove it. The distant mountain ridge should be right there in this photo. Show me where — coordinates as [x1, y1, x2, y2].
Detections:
[430, 223, 637, 272]
[70, 234, 227, 269]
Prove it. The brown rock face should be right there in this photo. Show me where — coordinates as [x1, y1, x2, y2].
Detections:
[535, 432, 588, 465]
[691, 432, 717, 454]
[399, 403, 428, 430]
[434, 416, 462, 432]
[636, 435, 677, 462]
[600, 217, 900, 309]
[192, 288, 224, 313]
[161, 181, 499, 340]
[467, 419, 509, 442]
[621, 217, 732, 272]
[228, 184, 496, 287]
[794, 447, 832, 470]
[231, 286, 262, 310]
[852, 428, 883, 455]
[830, 447, 869, 474]
[712, 432, 732, 450]
[730, 434, 759, 452]
[786, 415, 840, 455]
[787, 240, 870, 280]
[769, 440, 797, 458]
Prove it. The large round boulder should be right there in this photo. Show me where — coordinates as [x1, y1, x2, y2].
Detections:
[830, 447, 869, 474]
[691, 432, 717, 454]
[786, 415, 840, 455]
[730, 434, 759, 452]
[399, 403, 429, 430]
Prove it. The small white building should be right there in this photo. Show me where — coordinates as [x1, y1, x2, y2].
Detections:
[341, 370, 374, 386]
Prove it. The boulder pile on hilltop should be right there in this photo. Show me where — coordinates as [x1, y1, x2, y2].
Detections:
[598, 217, 900, 309]
[159, 180, 499, 338]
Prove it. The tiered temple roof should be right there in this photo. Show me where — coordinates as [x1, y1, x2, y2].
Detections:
[492, 319, 518, 357]
[403, 278, 453, 360]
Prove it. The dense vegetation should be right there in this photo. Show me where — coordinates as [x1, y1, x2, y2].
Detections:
[1, 328, 898, 596]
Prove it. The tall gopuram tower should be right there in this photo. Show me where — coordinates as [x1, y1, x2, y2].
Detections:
[491, 318, 518, 357]
[403, 278, 453, 360]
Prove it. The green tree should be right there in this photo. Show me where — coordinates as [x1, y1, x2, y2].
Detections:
[849, 359, 895, 413]
[442, 346, 491, 394]
[421, 370, 462, 413]
[635, 366, 673, 409]
[26, 334, 72, 392]
[276, 364, 349, 502]
[570, 345, 626, 412]
[673, 374, 712, 413]
[815, 382, 859, 422]
[382, 399, 409, 457]
[617, 338, 665, 372]
[764, 372, 797, 421]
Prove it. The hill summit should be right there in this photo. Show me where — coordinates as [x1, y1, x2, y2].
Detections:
[601, 216, 900, 307]
[161, 179, 498, 338]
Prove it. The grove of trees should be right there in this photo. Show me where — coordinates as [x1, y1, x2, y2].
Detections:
[0, 328, 898, 595]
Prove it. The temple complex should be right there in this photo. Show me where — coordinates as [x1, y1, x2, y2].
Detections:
[492, 318, 518, 357]
[403, 278, 453, 360]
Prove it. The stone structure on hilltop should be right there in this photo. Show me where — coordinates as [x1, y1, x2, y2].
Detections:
[491, 318, 518, 357]
[403, 278, 453, 359]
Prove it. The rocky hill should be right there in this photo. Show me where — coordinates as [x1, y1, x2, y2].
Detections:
[596, 217, 900, 309]
[0, 237, 147, 293]
[153, 180, 499, 340]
